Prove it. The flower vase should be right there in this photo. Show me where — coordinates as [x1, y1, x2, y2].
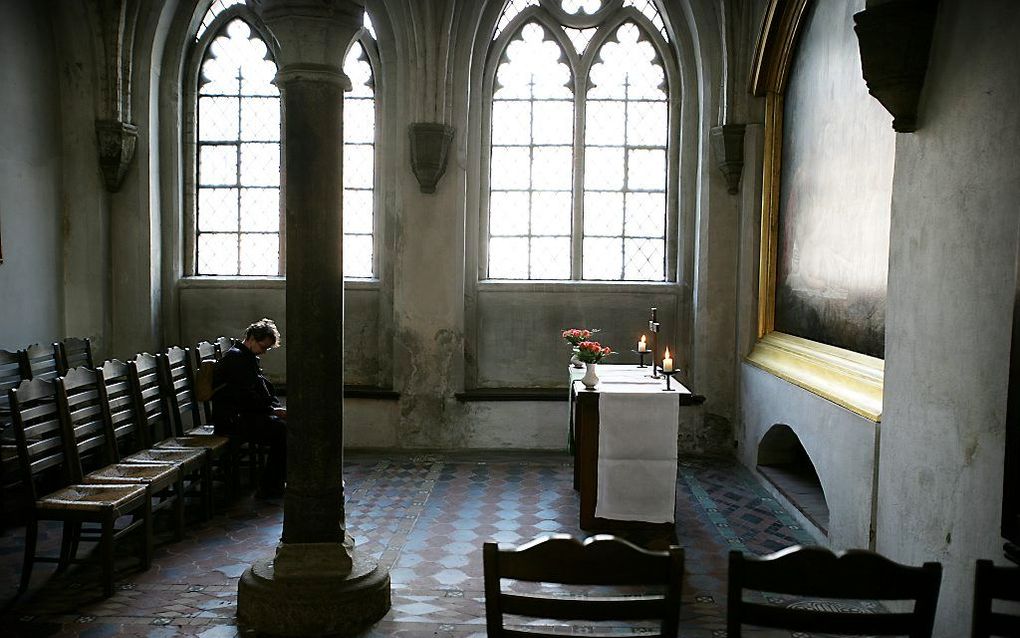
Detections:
[581, 362, 599, 390]
[570, 350, 583, 369]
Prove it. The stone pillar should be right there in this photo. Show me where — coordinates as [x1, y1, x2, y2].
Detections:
[237, 1, 390, 634]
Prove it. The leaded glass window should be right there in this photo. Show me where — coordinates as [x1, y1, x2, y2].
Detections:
[191, 5, 379, 278]
[486, 0, 674, 282]
[343, 39, 377, 279]
[196, 18, 281, 276]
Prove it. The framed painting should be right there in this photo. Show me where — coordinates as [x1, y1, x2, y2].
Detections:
[745, 0, 893, 421]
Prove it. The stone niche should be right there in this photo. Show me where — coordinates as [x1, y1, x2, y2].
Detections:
[757, 424, 829, 534]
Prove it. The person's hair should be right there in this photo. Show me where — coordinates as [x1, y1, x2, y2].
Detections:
[244, 318, 281, 348]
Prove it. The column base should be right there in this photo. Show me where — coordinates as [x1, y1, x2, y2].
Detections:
[237, 551, 390, 636]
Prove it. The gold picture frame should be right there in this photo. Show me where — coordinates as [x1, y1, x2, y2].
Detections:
[746, 0, 884, 422]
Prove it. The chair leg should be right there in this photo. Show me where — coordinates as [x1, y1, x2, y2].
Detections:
[142, 494, 153, 570]
[19, 518, 38, 593]
[172, 478, 185, 541]
[101, 516, 114, 598]
[56, 521, 78, 572]
[202, 463, 213, 519]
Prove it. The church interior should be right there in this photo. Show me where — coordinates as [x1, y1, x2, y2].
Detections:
[1, 0, 1018, 636]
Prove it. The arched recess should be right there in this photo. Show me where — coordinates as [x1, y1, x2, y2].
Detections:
[757, 423, 829, 534]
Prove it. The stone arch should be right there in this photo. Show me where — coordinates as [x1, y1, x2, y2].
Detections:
[757, 423, 830, 534]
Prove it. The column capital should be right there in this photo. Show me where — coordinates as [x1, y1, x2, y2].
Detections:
[256, 0, 365, 72]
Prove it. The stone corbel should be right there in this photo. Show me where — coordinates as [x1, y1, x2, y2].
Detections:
[853, 0, 939, 133]
[88, 0, 141, 191]
[95, 119, 138, 192]
[710, 124, 746, 195]
[409, 123, 455, 194]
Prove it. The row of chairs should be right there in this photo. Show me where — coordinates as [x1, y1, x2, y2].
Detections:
[483, 535, 1020, 638]
[6, 337, 238, 597]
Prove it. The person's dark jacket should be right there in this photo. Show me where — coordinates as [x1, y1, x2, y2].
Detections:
[212, 342, 280, 433]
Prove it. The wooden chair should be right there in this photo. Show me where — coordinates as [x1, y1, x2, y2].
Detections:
[132, 353, 227, 508]
[100, 359, 208, 520]
[193, 340, 219, 425]
[57, 366, 185, 542]
[727, 545, 942, 638]
[0, 348, 24, 513]
[18, 343, 60, 381]
[8, 377, 151, 598]
[483, 534, 683, 638]
[215, 336, 236, 358]
[972, 559, 1020, 637]
[55, 337, 94, 376]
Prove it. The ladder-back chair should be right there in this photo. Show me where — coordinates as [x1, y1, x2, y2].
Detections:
[58, 367, 184, 542]
[483, 534, 683, 638]
[727, 545, 942, 638]
[972, 559, 1020, 637]
[18, 343, 60, 381]
[193, 340, 219, 425]
[8, 377, 151, 597]
[100, 359, 207, 520]
[55, 337, 94, 376]
[133, 353, 226, 507]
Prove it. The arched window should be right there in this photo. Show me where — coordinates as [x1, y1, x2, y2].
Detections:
[484, 0, 676, 281]
[187, 1, 379, 278]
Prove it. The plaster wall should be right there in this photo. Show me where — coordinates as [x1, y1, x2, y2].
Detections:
[177, 283, 381, 385]
[0, 0, 63, 349]
[876, 1, 1020, 634]
[51, 1, 111, 359]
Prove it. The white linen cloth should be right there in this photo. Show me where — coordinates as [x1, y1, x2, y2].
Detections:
[595, 385, 679, 523]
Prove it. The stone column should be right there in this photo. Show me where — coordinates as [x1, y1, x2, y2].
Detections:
[237, 1, 390, 634]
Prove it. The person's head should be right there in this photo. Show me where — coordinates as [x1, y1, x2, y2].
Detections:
[242, 318, 281, 355]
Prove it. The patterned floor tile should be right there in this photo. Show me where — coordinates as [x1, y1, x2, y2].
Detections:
[1, 453, 818, 637]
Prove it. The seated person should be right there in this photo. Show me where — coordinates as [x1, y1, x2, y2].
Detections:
[212, 318, 286, 497]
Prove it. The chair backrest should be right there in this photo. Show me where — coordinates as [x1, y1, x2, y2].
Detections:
[98, 359, 141, 460]
[215, 336, 236, 358]
[727, 545, 942, 638]
[8, 378, 70, 502]
[129, 353, 172, 447]
[56, 366, 115, 482]
[160, 346, 201, 434]
[972, 559, 1020, 638]
[19, 343, 60, 381]
[55, 337, 94, 376]
[193, 341, 219, 423]
[0, 348, 23, 413]
[483, 534, 683, 638]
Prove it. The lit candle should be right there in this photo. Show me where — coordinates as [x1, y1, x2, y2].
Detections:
[662, 348, 673, 373]
[638, 335, 647, 352]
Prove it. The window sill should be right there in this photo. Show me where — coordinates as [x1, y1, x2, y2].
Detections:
[177, 276, 381, 291]
[476, 280, 681, 294]
[455, 388, 568, 402]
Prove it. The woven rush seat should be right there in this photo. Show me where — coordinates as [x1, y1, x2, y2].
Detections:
[37, 483, 148, 511]
[186, 424, 216, 436]
[154, 434, 229, 452]
[122, 447, 205, 473]
[83, 463, 179, 485]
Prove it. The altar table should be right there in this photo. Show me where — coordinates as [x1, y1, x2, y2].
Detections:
[569, 364, 697, 531]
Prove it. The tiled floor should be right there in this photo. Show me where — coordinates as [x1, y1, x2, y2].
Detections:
[0, 452, 820, 637]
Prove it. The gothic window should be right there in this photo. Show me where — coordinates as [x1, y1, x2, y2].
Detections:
[485, 0, 675, 281]
[189, 2, 379, 278]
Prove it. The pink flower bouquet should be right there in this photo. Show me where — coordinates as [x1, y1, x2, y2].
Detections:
[575, 340, 614, 363]
[562, 328, 599, 346]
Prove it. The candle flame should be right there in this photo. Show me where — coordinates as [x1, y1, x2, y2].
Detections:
[639, 335, 646, 343]
[664, 347, 670, 358]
